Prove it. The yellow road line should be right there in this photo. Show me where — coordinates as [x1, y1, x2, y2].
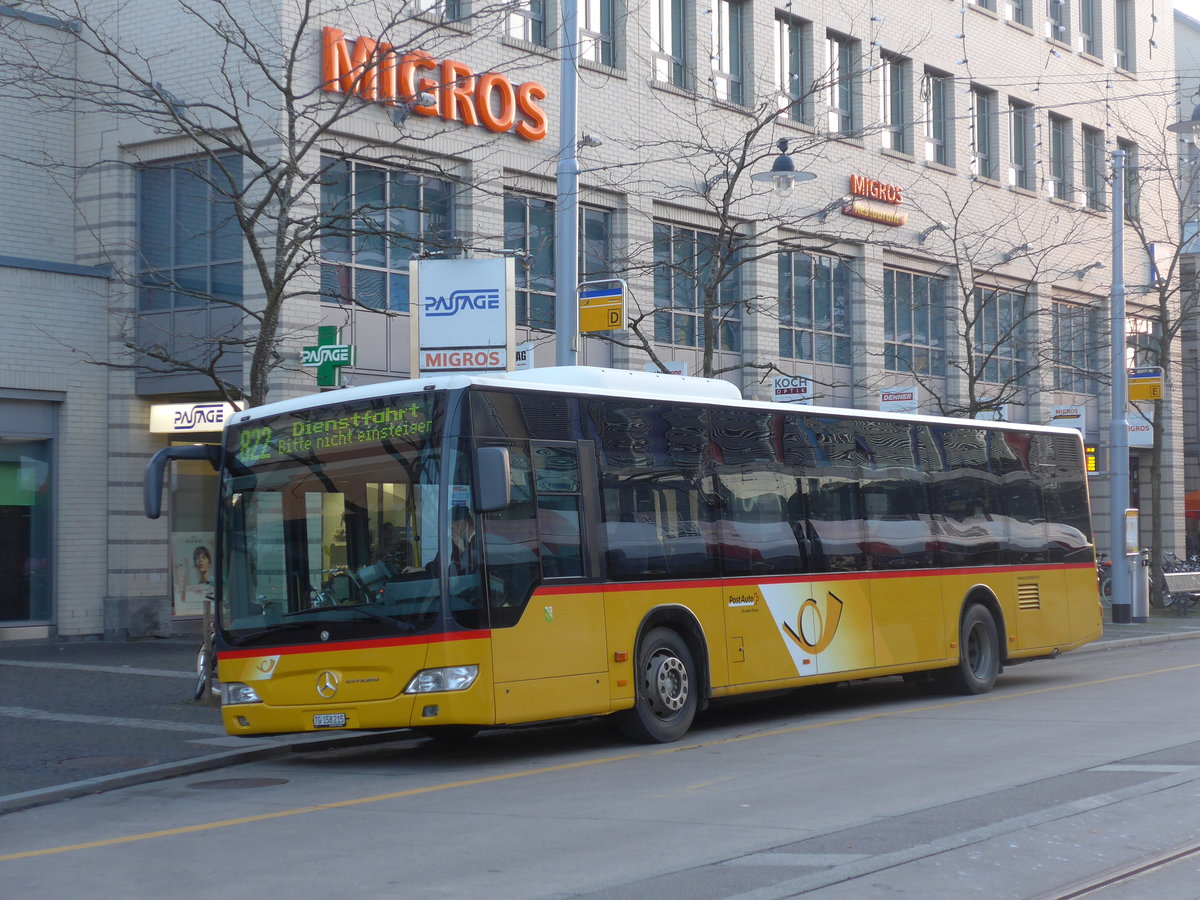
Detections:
[4, 660, 1199, 863]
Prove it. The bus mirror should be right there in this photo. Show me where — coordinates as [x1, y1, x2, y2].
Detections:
[475, 447, 511, 512]
[144, 444, 222, 519]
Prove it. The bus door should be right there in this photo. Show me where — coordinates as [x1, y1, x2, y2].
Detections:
[484, 440, 609, 724]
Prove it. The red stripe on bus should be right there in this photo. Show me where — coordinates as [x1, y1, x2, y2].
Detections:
[220, 629, 491, 659]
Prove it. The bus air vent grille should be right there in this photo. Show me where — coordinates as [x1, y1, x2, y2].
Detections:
[1017, 582, 1041, 610]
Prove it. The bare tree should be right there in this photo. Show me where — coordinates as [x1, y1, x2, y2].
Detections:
[0, 0, 526, 406]
[868, 177, 1106, 419]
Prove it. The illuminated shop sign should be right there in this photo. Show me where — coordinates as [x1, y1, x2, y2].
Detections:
[413, 258, 515, 375]
[321, 27, 548, 141]
[149, 402, 243, 434]
[841, 175, 909, 227]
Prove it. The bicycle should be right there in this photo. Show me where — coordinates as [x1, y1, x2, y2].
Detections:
[1096, 553, 1112, 608]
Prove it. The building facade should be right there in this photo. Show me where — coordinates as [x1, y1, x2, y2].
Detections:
[0, 0, 1183, 639]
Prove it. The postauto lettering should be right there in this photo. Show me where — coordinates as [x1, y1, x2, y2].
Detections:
[424, 288, 500, 317]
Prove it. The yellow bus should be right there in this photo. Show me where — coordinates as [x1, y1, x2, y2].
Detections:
[146, 367, 1101, 743]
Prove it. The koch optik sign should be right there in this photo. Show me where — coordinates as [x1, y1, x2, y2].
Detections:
[413, 258, 516, 375]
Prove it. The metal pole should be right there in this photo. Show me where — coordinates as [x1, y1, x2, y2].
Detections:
[555, 0, 579, 366]
[1109, 149, 1132, 623]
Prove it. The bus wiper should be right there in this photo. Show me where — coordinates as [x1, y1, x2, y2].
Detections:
[283, 604, 415, 632]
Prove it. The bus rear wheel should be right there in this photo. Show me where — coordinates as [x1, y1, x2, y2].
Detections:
[939, 604, 1000, 695]
[618, 627, 697, 743]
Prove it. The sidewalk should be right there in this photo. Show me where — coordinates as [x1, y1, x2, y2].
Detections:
[1, 612, 1199, 814]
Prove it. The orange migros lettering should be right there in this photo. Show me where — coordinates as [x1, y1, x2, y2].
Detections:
[322, 27, 547, 141]
[849, 174, 904, 205]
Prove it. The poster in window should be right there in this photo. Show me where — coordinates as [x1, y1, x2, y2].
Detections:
[173, 531, 215, 616]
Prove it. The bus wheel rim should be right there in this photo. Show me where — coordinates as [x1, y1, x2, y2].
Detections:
[651, 654, 688, 714]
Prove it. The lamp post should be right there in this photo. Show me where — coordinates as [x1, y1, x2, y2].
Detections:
[1108, 149, 1132, 623]
[554, 0, 580, 367]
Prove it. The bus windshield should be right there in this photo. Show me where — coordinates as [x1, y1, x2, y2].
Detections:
[217, 392, 480, 646]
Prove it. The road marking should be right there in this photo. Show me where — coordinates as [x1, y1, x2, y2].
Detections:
[724, 852, 870, 868]
[1089, 764, 1200, 773]
[0, 659, 192, 680]
[3, 659, 1200, 863]
[0, 707, 221, 735]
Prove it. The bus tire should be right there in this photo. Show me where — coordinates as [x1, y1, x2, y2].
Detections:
[940, 604, 1000, 695]
[618, 627, 698, 743]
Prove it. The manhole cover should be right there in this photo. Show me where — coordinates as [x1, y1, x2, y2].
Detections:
[187, 778, 289, 790]
[60, 756, 152, 770]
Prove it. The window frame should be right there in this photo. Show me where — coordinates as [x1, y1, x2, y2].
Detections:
[580, 0, 616, 66]
[971, 85, 999, 181]
[654, 222, 743, 352]
[712, 0, 748, 105]
[923, 68, 952, 166]
[775, 13, 810, 124]
[884, 268, 947, 377]
[826, 32, 859, 136]
[319, 157, 456, 314]
[1052, 300, 1101, 393]
[1048, 113, 1073, 202]
[778, 251, 853, 365]
[507, 0, 547, 46]
[137, 154, 244, 312]
[1082, 126, 1107, 212]
[652, 0, 688, 88]
[881, 52, 912, 155]
[1009, 101, 1035, 191]
[973, 286, 1029, 385]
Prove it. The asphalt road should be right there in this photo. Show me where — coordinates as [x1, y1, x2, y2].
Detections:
[2, 638, 1200, 899]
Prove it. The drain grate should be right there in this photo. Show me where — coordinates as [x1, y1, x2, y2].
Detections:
[187, 777, 290, 790]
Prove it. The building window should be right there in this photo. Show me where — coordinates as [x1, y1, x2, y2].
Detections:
[1010, 101, 1035, 190]
[319, 158, 455, 313]
[507, 0, 547, 46]
[1115, 0, 1135, 70]
[775, 13, 810, 124]
[1011, 0, 1031, 27]
[415, 0, 463, 19]
[1048, 113, 1073, 201]
[1128, 316, 1159, 367]
[503, 197, 612, 330]
[885, 269, 946, 376]
[1048, 0, 1070, 43]
[1082, 126, 1107, 211]
[652, 0, 687, 88]
[504, 194, 555, 329]
[923, 68, 952, 166]
[779, 252, 852, 365]
[1080, 0, 1101, 56]
[137, 155, 244, 311]
[826, 33, 858, 136]
[974, 286, 1028, 384]
[655, 223, 742, 351]
[1053, 301, 1101, 392]
[975, 0, 996, 10]
[580, 0, 616, 66]
[882, 53, 911, 155]
[712, 0, 748, 105]
[971, 85, 998, 181]
[1119, 138, 1139, 220]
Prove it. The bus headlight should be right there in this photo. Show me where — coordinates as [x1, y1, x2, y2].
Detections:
[404, 665, 479, 694]
[220, 682, 263, 705]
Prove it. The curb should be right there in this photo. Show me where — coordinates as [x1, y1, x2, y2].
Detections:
[0, 729, 411, 816]
[1079, 627, 1200, 653]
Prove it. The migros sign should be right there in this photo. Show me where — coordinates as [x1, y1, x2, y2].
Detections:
[321, 27, 548, 141]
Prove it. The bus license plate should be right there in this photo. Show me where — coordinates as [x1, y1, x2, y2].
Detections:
[313, 713, 346, 728]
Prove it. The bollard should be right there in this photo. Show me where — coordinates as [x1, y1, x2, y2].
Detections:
[1132, 549, 1149, 623]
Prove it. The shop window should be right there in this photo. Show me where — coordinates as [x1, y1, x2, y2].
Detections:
[0, 441, 53, 623]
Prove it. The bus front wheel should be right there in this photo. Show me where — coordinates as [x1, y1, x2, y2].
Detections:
[619, 627, 698, 743]
[940, 604, 1000, 695]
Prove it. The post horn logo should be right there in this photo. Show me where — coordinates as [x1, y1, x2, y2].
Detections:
[316, 670, 340, 699]
[782, 591, 844, 655]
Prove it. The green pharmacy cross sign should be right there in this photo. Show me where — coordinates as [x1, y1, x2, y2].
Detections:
[302, 326, 355, 387]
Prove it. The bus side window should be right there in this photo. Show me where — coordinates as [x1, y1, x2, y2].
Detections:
[532, 444, 584, 578]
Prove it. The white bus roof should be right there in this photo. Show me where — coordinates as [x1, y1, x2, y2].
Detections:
[229, 367, 1082, 438]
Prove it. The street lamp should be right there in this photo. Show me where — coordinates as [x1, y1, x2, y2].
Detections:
[1167, 102, 1200, 145]
[750, 139, 816, 196]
